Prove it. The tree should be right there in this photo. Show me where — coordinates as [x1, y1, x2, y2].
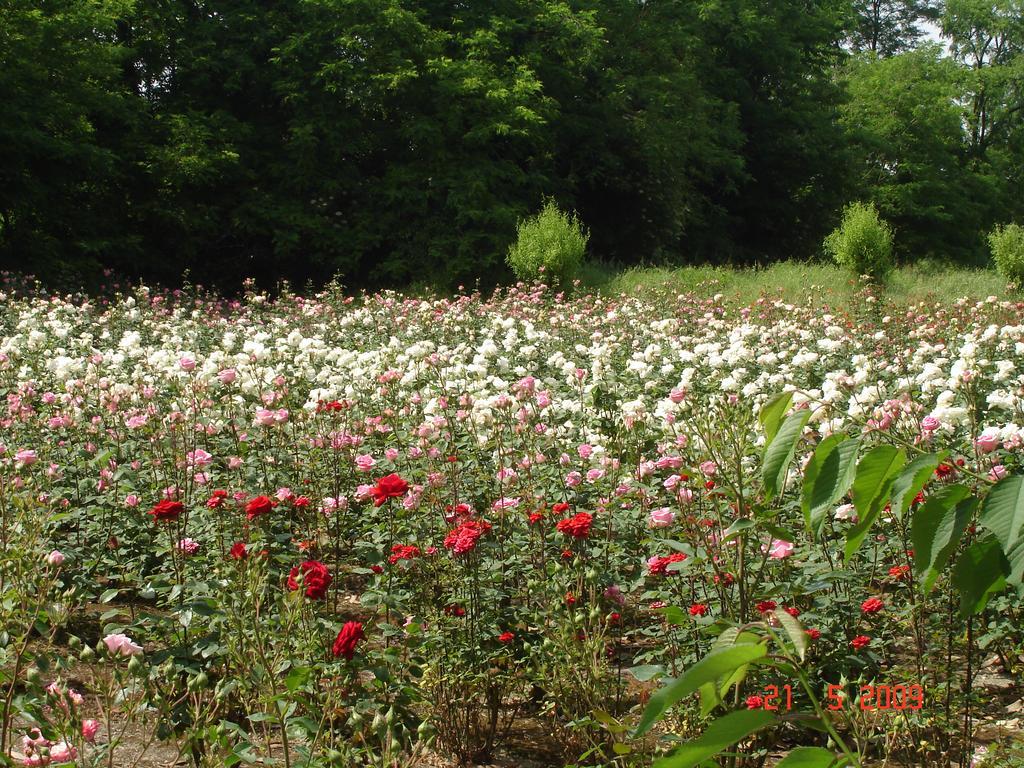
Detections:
[0, 0, 141, 279]
[942, 0, 1024, 160]
[841, 46, 985, 260]
[690, 0, 853, 263]
[847, 0, 941, 56]
[941, 0, 1024, 243]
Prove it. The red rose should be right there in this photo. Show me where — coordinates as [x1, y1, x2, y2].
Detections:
[148, 499, 183, 522]
[755, 600, 777, 614]
[689, 603, 709, 617]
[889, 565, 910, 579]
[206, 490, 229, 509]
[746, 695, 764, 710]
[287, 560, 332, 600]
[388, 544, 421, 565]
[555, 512, 593, 539]
[806, 628, 821, 640]
[647, 552, 687, 576]
[784, 606, 801, 617]
[332, 621, 364, 660]
[498, 631, 515, 644]
[370, 474, 408, 506]
[552, 502, 570, 514]
[861, 597, 884, 615]
[443, 519, 492, 555]
[245, 495, 275, 521]
[851, 634, 871, 650]
[229, 541, 248, 560]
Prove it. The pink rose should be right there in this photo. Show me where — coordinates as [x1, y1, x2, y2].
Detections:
[649, 507, 676, 528]
[834, 503, 857, 522]
[14, 449, 37, 467]
[767, 539, 794, 559]
[179, 356, 196, 372]
[45, 550, 65, 566]
[49, 741, 76, 762]
[217, 368, 237, 384]
[82, 719, 100, 742]
[921, 415, 940, 432]
[102, 633, 143, 657]
[975, 432, 1001, 454]
[492, 497, 520, 512]
[254, 408, 275, 426]
[186, 448, 212, 467]
[176, 538, 200, 556]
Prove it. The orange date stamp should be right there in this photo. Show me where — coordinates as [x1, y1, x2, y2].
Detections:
[752, 683, 925, 712]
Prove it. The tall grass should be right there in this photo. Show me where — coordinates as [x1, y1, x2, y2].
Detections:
[578, 260, 1011, 308]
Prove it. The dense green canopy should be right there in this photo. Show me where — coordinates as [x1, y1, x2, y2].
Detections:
[1, 0, 1021, 289]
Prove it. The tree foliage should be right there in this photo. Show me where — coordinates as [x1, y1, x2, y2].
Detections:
[0, 0, 1022, 289]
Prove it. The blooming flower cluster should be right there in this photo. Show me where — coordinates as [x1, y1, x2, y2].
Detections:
[2, 281, 1022, 764]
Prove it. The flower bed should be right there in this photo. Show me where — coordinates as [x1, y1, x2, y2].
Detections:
[1, 282, 1022, 767]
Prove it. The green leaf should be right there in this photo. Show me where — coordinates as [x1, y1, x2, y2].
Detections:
[1006, 538, 1024, 588]
[698, 681, 721, 717]
[759, 392, 794, 446]
[627, 665, 666, 682]
[952, 536, 1010, 618]
[980, 475, 1024, 555]
[652, 709, 777, 768]
[763, 409, 811, 498]
[771, 608, 807, 662]
[910, 484, 973, 592]
[723, 518, 756, 541]
[661, 606, 688, 626]
[889, 451, 946, 520]
[802, 435, 860, 538]
[775, 747, 841, 767]
[845, 445, 906, 561]
[634, 644, 768, 736]
[285, 666, 310, 693]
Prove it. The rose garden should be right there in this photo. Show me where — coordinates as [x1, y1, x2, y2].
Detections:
[1, 278, 1023, 767]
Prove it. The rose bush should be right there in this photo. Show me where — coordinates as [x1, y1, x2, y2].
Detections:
[1, 279, 1023, 766]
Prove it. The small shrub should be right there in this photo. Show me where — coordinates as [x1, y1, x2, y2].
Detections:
[824, 201, 894, 281]
[989, 223, 1024, 287]
[506, 200, 588, 286]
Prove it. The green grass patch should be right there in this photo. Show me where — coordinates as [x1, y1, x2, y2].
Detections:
[578, 260, 1012, 308]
